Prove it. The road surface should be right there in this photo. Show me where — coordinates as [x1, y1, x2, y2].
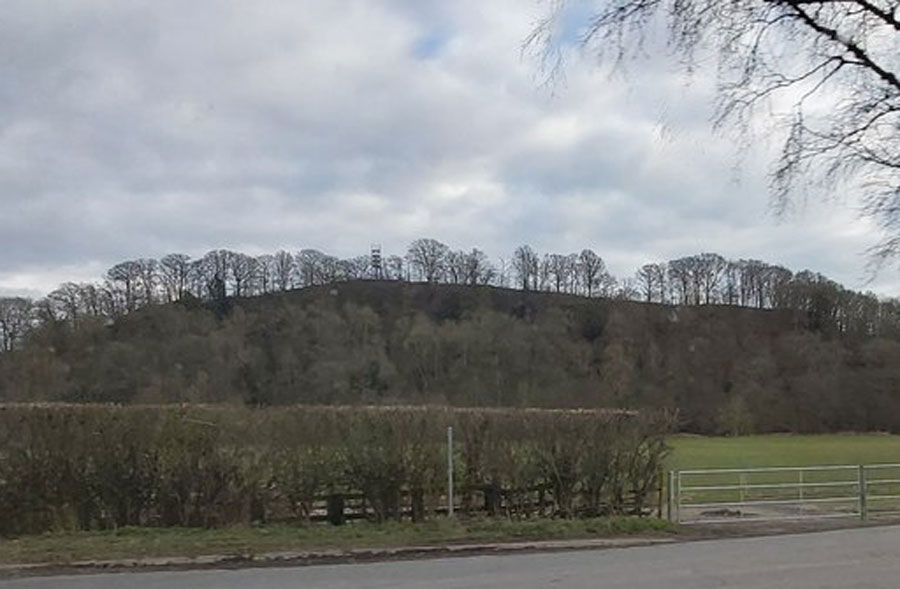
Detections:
[6, 525, 900, 588]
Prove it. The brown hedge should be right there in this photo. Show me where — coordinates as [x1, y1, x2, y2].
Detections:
[0, 404, 673, 536]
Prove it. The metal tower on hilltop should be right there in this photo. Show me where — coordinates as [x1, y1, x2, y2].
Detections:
[370, 244, 383, 280]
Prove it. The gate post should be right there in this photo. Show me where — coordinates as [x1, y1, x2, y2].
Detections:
[859, 465, 868, 521]
[675, 471, 682, 523]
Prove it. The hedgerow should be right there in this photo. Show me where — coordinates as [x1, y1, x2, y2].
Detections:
[0, 404, 673, 536]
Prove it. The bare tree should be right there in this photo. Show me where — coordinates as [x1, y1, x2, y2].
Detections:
[738, 259, 770, 308]
[667, 257, 695, 305]
[406, 238, 449, 283]
[448, 248, 493, 285]
[763, 264, 794, 308]
[783, 270, 842, 330]
[135, 258, 159, 305]
[464, 248, 496, 285]
[187, 259, 208, 299]
[695, 253, 727, 304]
[512, 245, 540, 290]
[641, 262, 668, 303]
[386, 255, 406, 281]
[578, 249, 606, 296]
[0, 297, 33, 352]
[160, 254, 191, 302]
[255, 254, 275, 294]
[595, 271, 618, 297]
[538, 254, 553, 291]
[547, 253, 572, 292]
[636, 263, 664, 303]
[106, 260, 143, 313]
[495, 257, 511, 288]
[296, 249, 326, 287]
[340, 256, 371, 280]
[445, 250, 467, 284]
[564, 253, 580, 293]
[48, 283, 84, 324]
[615, 277, 640, 301]
[318, 254, 342, 283]
[529, 0, 900, 260]
[201, 250, 231, 295]
[63, 282, 104, 318]
[722, 261, 741, 305]
[273, 250, 295, 292]
[227, 252, 257, 297]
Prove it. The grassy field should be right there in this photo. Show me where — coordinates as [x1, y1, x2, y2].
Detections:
[667, 434, 900, 510]
[668, 434, 900, 470]
[0, 517, 674, 565]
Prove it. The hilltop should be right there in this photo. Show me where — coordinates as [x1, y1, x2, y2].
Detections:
[1, 280, 899, 434]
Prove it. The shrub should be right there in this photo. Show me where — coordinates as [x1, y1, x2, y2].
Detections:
[0, 404, 673, 537]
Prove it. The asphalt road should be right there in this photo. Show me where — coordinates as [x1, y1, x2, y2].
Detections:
[6, 525, 900, 588]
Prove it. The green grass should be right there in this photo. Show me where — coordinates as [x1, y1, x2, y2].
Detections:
[667, 434, 900, 508]
[668, 434, 900, 470]
[0, 517, 675, 565]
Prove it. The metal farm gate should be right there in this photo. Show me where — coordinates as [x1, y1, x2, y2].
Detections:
[669, 464, 900, 524]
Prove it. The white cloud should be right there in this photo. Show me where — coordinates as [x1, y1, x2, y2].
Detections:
[0, 0, 895, 297]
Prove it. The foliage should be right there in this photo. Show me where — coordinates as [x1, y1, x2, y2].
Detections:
[0, 405, 673, 538]
[3, 279, 900, 434]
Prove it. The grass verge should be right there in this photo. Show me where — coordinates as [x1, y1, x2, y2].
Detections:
[0, 517, 675, 565]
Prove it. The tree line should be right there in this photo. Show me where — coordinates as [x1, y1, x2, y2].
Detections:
[1, 238, 897, 352]
[3, 276, 900, 433]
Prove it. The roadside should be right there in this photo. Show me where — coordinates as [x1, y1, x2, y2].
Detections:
[0, 536, 677, 580]
[0, 517, 674, 579]
[4, 516, 900, 580]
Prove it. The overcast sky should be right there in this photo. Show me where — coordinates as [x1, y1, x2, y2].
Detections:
[1, 0, 895, 298]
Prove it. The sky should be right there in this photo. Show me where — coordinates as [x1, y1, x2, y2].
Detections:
[1, 0, 895, 298]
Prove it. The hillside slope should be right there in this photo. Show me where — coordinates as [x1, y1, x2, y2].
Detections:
[2, 280, 899, 433]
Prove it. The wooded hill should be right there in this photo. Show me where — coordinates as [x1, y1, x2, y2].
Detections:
[2, 280, 899, 434]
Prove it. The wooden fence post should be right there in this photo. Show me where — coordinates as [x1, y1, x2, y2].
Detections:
[657, 468, 664, 518]
[327, 493, 345, 526]
[447, 426, 455, 518]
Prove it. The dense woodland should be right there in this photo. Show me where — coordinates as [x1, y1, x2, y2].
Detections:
[2, 239, 900, 434]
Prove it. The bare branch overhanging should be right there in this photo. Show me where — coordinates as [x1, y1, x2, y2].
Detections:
[528, 0, 900, 262]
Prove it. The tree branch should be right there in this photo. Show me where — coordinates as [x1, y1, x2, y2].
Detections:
[788, 0, 900, 32]
[783, 1, 900, 92]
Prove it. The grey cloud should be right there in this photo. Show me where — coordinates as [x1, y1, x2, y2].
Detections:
[0, 0, 894, 297]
